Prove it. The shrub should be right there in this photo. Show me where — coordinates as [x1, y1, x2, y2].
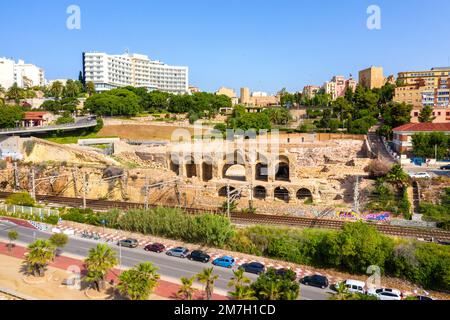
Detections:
[364, 159, 391, 179]
[5, 192, 36, 207]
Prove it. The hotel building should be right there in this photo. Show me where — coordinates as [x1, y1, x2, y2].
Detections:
[82, 52, 188, 94]
[0, 57, 46, 89]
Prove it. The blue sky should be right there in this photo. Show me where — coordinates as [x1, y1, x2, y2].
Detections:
[1, 0, 450, 94]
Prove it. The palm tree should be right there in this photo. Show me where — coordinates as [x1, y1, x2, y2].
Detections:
[229, 285, 257, 300]
[177, 276, 196, 300]
[86, 81, 95, 97]
[117, 262, 160, 300]
[49, 233, 69, 256]
[49, 81, 63, 99]
[25, 239, 55, 277]
[6, 83, 24, 103]
[84, 244, 118, 291]
[329, 282, 351, 300]
[386, 164, 409, 188]
[7, 230, 18, 252]
[259, 281, 282, 300]
[228, 268, 251, 289]
[196, 267, 219, 300]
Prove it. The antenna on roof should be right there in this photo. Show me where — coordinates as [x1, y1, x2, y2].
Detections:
[125, 48, 129, 54]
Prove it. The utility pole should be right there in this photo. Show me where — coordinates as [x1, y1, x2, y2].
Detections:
[31, 167, 36, 200]
[226, 181, 231, 220]
[13, 161, 19, 191]
[249, 181, 254, 211]
[82, 173, 88, 210]
[144, 176, 149, 210]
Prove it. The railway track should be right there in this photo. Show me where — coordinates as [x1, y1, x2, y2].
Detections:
[1, 191, 450, 241]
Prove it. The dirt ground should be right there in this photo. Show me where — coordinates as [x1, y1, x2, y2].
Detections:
[0, 255, 165, 300]
[99, 124, 205, 141]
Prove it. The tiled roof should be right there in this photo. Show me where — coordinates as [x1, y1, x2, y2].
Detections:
[393, 122, 450, 132]
[23, 112, 50, 120]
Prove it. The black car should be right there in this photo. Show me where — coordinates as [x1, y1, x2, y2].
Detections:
[300, 275, 329, 289]
[188, 250, 210, 263]
[440, 164, 450, 170]
[275, 268, 297, 281]
[239, 262, 266, 275]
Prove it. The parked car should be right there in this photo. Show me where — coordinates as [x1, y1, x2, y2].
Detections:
[239, 262, 265, 275]
[367, 288, 402, 300]
[335, 279, 366, 294]
[117, 238, 138, 248]
[166, 247, 189, 258]
[440, 164, 450, 170]
[300, 275, 329, 289]
[275, 268, 297, 281]
[212, 256, 235, 268]
[188, 250, 210, 263]
[144, 243, 166, 253]
[408, 172, 431, 179]
[414, 295, 434, 300]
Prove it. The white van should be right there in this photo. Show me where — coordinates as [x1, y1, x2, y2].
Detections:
[342, 279, 366, 294]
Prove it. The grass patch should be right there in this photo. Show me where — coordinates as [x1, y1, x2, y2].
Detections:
[45, 133, 117, 144]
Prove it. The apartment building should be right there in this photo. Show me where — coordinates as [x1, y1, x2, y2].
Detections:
[82, 52, 188, 94]
[358, 66, 385, 89]
[302, 85, 321, 99]
[0, 57, 46, 89]
[394, 67, 450, 122]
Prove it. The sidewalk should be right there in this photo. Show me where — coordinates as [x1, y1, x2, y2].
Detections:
[0, 241, 228, 300]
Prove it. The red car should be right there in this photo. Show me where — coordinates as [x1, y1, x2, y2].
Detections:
[144, 243, 166, 253]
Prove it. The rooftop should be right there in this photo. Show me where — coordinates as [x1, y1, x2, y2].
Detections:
[393, 123, 450, 133]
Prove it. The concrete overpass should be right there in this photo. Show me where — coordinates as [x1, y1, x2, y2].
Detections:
[0, 118, 97, 136]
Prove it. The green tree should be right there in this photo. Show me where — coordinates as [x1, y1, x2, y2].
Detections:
[64, 79, 80, 98]
[229, 285, 257, 300]
[196, 267, 219, 300]
[177, 276, 196, 300]
[418, 105, 436, 123]
[250, 268, 299, 300]
[228, 268, 251, 289]
[5, 192, 36, 207]
[117, 262, 160, 300]
[386, 164, 409, 188]
[0, 105, 24, 129]
[6, 83, 24, 103]
[56, 112, 75, 124]
[84, 244, 118, 291]
[86, 81, 96, 96]
[327, 222, 394, 274]
[25, 239, 55, 277]
[48, 233, 69, 256]
[7, 230, 18, 252]
[49, 81, 64, 99]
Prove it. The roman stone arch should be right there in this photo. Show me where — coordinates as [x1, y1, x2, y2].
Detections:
[296, 188, 313, 201]
[253, 186, 267, 200]
[274, 186, 290, 203]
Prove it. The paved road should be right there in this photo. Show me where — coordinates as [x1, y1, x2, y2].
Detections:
[0, 221, 332, 300]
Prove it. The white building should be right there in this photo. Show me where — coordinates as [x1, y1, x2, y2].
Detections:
[252, 91, 268, 97]
[0, 57, 46, 89]
[83, 52, 189, 94]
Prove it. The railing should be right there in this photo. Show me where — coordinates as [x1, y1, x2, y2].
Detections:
[0, 204, 59, 217]
[0, 120, 97, 134]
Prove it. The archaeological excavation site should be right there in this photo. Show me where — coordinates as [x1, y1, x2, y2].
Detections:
[0, 130, 374, 218]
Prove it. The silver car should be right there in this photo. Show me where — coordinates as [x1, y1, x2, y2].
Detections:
[166, 247, 189, 258]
